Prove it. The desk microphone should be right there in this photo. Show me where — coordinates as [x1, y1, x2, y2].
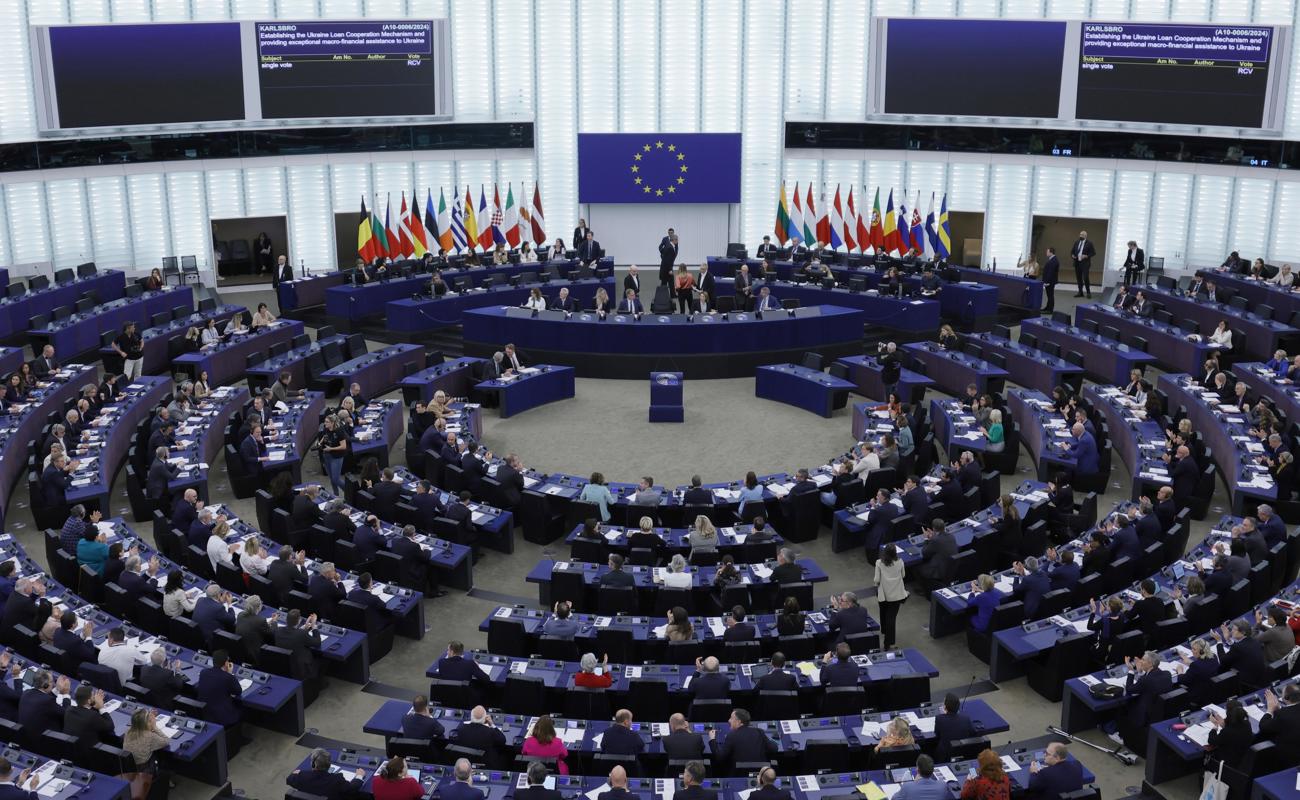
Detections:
[959, 673, 978, 711]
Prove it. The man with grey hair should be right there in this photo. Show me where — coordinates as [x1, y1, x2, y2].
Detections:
[116, 553, 156, 601]
[487, 351, 507, 379]
[60, 504, 89, 553]
[1258, 503, 1287, 548]
[689, 655, 728, 701]
[1011, 555, 1051, 618]
[452, 705, 505, 756]
[146, 445, 179, 507]
[139, 647, 185, 708]
[309, 561, 346, 617]
[515, 760, 559, 800]
[1028, 742, 1084, 797]
[287, 747, 365, 797]
[0, 576, 42, 632]
[268, 544, 308, 598]
[442, 758, 483, 800]
[1111, 649, 1171, 749]
[827, 590, 873, 643]
[771, 548, 802, 584]
[193, 584, 235, 648]
[893, 755, 945, 799]
[235, 594, 275, 658]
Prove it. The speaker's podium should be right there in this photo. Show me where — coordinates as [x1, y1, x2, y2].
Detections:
[649, 372, 683, 423]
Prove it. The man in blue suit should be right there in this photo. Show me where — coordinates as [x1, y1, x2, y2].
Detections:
[932, 694, 976, 762]
[286, 749, 364, 800]
[1107, 513, 1143, 562]
[17, 670, 64, 735]
[541, 601, 580, 640]
[618, 289, 643, 315]
[1258, 503, 1287, 549]
[1027, 743, 1085, 799]
[1059, 423, 1099, 477]
[308, 563, 346, 618]
[196, 650, 243, 729]
[1011, 556, 1051, 619]
[1114, 650, 1173, 751]
[600, 709, 646, 756]
[1045, 549, 1081, 592]
[819, 643, 859, 687]
[901, 475, 929, 520]
[862, 488, 900, 557]
[41, 453, 73, 506]
[193, 584, 236, 647]
[894, 755, 951, 800]
[440, 759, 485, 800]
[352, 515, 388, 561]
[0, 756, 40, 800]
[402, 694, 446, 741]
[345, 572, 393, 633]
[432, 640, 491, 687]
[411, 480, 443, 521]
[239, 422, 268, 475]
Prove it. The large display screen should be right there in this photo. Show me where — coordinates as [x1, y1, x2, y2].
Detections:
[256, 21, 439, 119]
[32, 19, 451, 131]
[1076, 23, 1275, 126]
[45, 23, 245, 128]
[882, 19, 1067, 118]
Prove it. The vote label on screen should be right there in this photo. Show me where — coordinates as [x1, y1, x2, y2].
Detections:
[578, 133, 742, 204]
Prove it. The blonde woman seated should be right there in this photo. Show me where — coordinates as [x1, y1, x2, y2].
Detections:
[1273, 263, 1295, 287]
[873, 717, 915, 752]
[657, 554, 694, 589]
[687, 515, 718, 560]
[492, 243, 509, 265]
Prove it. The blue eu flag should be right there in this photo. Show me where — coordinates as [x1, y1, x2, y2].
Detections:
[578, 133, 742, 204]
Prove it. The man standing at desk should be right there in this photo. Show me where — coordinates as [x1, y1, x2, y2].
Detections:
[757, 236, 779, 260]
[578, 231, 603, 266]
[735, 264, 755, 311]
[1122, 240, 1145, 286]
[659, 228, 679, 287]
[708, 709, 776, 765]
[1042, 247, 1060, 314]
[624, 265, 642, 299]
[1071, 231, 1095, 298]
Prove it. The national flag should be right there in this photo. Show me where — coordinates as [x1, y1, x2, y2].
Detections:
[451, 188, 467, 251]
[909, 192, 925, 257]
[370, 201, 389, 260]
[883, 189, 900, 255]
[529, 183, 546, 245]
[827, 186, 845, 250]
[396, 193, 414, 259]
[937, 192, 952, 259]
[775, 182, 793, 245]
[802, 185, 817, 246]
[790, 183, 804, 245]
[476, 186, 494, 251]
[357, 197, 377, 262]
[435, 188, 452, 252]
[424, 190, 441, 254]
[843, 187, 858, 252]
[853, 188, 870, 253]
[897, 195, 911, 253]
[869, 188, 885, 252]
[408, 191, 429, 258]
[924, 192, 939, 256]
[490, 184, 506, 246]
[384, 195, 400, 257]
[815, 190, 832, 247]
[463, 186, 479, 249]
[503, 185, 520, 248]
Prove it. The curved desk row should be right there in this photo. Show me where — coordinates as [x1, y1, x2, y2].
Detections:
[166, 385, 250, 504]
[67, 376, 172, 513]
[0, 269, 124, 340]
[1084, 385, 1169, 501]
[98, 304, 243, 376]
[350, 397, 406, 468]
[901, 342, 1009, 397]
[1019, 317, 1156, 385]
[462, 305, 869, 379]
[1140, 284, 1296, 361]
[1195, 268, 1300, 322]
[31, 285, 192, 361]
[1007, 388, 1077, 482]
[0, 364, 96, 526]
[317, 342, 427, 399]
[964, 331, 1085, 395]
[713, 278, 938, 333]
[387, 277, 614, 333]
[399, 357, 487, 404]
[1076, 303, 1227, 376]
[244, 332, 348, 393]
[172, 319, 304, 387]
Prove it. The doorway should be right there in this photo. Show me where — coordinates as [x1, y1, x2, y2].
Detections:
[948, 211, 985, 266]
[1031, 216, 1110, 288]
[211, 216, 288, 286]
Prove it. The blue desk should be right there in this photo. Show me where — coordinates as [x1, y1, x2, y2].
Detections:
[98, 304, 242, 375]
[525, 557, 828, 607]
[167, 385, 249, 503]
[277, 270, 347, 311]
[1019, 317, 1157, 385]
[965, 332, 1085, 394]
[956, 266, 1043, 311]
[0, 346, 22, 377]
[391, 466, 514, 555]
[0, 270, 124, 340]
[1142, 284, 1296, 361]
[0, 744, 130, 800]
[562, 522, 782, 557]
[172, 320, 304, 387]
[349, 398, 406, 469]
[316, 343, 426, 398]
[1077, 303, 1228, 375]
[244, 333, 347, 393]
[901, 343, 1009, 396]
[1007, 388, 1077, 481]
[479, 365, 575, 418]
[387, 278, 614, 332]
[1085, 385, 1170, 500]
[833, 355, 934, 405]
[1196, 268, 1300, 323]
[0, 365, 95, 526]
[398, 357, 486, 404]
[1234, 363, 1300, 430]
[714, 277, 939, 333]
[462, 305, 869, 379]
[1252, 768, 1300, 800]
[66, 376, 172, 512]
[256, 392, 327, 483]
[755, 364, 854, 417]
[930, 398, 992, 457]
[31, 285, 191, 359]
[1158, 373, 1277, 513]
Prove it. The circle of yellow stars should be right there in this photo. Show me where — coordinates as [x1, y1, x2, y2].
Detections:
[630, 140, 688, 196]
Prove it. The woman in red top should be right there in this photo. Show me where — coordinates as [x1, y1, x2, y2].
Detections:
[521, 714, 570, 774]
[960, 750, 1012, 800]
[371, 756, 424, 800]
[573, 652, 612, 688]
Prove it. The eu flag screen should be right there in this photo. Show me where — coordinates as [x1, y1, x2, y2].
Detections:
[578, 133, 742, 203]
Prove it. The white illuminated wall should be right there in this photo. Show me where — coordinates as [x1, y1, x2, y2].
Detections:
[1, 0, 1300, 273]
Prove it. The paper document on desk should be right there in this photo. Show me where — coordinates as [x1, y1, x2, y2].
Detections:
[651, 723, 670, 737]
[812, 473, 832, 487]
[780, 719, 801, 734]
[861, 720, 884, 738]
[654, 779, 675, 800]
[707, 618, 725, 637]
[584, 784, 611, 800]
[509, 661, 528, 675]
[652, 624, 668, 638]
[795, 776, 819, 794]
[902, 712, 936, 734]
[1183, 722, 1213, 747]
[766, 483, 792, 498]
[155, 714, 180, 738]
[624, 665, 641, 678]
[493, 607, 512, 618]
[477, 662, 493, 676]
[558, 727, 586, 745]
[856, 783, 887, 800]
[238, 678, 253, 692]
[795, 662, 820, 684]
[266, 450, 287, 462]
[934, 767, 958, 783]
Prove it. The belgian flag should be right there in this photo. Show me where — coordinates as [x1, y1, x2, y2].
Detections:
[357, 198, 377, 262]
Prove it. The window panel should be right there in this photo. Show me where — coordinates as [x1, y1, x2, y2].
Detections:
[864, 161, 905, 203]
[957, 0, 996, 15]
[784, 0, 826, 116]
[128, 173, 170, 269]
[1253, 0, 1294, 23]
[373, 162, 415, 228]
[331, 164, 372, 220]
[740, 0, 784, 246]
[1108, 170, 1153, 269]
[455, 160, 496, 226]
[275, 0, 319, 16]
[70, 0, 110, 22]
[110, 0, 151, 19]
[535, 0, 576, 242]
[825, 0, 867, 119]
[1090, 0, 1130, 17]
[166, 172, 210, 267]
[365, 0, 401, 12]
[87, 176, 131, 269]
[701, 0, 741, 132]
[1269, 180, 1300, 263]
[1230, 177, 1273, 256]
[244, 166, 286, 217]
[915, 0, 955, 15]
[985, 165, 1032, 268]
[1187, 174, 1232, 266]
[287, 164, 332, 272]
[231, 0, 272, 18]
[205, 169, 245, 220]
[1149, 171, 1192, 268]
[1129, 0, 1168, 18]
[192, 0, 231, 18]
[6, 182, 49, 265]
[1033, 166, 1076, 216]
[320, 0, 359, 16]
[1210, 0, 1250, 21]
[0, 0, 35, 143]
[45, 179, 91, 268]
[660, 0, 700, 132]
[906, 163, 947, 213]
[872, 0, 912, 17]
[414, 161, 456, 206]
[1002, 0, 1044, 16]
[449, 0, 492, 120]
[578, 0, 617, 132]
[405, 0, 447, 16]
[150, 0, 189, 19]
[1045, 0, 1086, 14]
[947, 162, 989, 211]
[0, 189, 12, 266]
[496, 158, 535, 192]
[493, 0, 534, 118]
[27, 0, 67, 24]
[1074, 168, 1113, 219]
[1169, 0, 1207, 18]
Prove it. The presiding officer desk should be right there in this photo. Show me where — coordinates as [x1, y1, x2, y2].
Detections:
[0, 269, 124, 340]
[0, 537, 306, 736]
[166, 385, 250, 504]
[0, 363, 96, 526]
[362, 697, 1009, 756]
[461, 305, 869, 379]
[29, 285, 192, 361]
[1019, 316, 1158, 385]
[97, 303, 243, 376]
[387, 277, 614, 333]
[526, 557, 828, 608]
[172, 319, 304, 387]
[291, 748, 1093, 800]
[66, 376, 172, 513]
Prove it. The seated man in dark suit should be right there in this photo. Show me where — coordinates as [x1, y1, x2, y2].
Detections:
[1214, 618, 1270, 690]
[709, 708, 777, 765]
[754, 652, 799, 692]
[494, 454, 526, 509]
[600, 709, 646, 756]
[286, 748, 365, 800]
[1010, 556, 1051, 619]
[17, 670, 65, 735]
[1045, 549, 1081, 592]
[370, 468, 404, 517]
[389, 524, 445, 598]
[689, 656, 731, 700]
[442, 759, 486, 800]
[319, 499, 355, 541]
[52, 610, 98, 666]
[0, 756, 41, 800]
[345, 572, 394, 632]
[267, 545, 309, 600]
[749, 766, 793, 800]
[770, 548, 803, 584]
[934, 469, 966, 518]
[515, 761, 562, 800]
[352, 515, 388, 561]
[675, 761, 717, 800]
[402, 694, 446, 741]
[239, 422, 268, 475]
[1258, 683, 1300, 765]
[196, 650, 244, 730]
[599, 554, 636, 587]
[308, 562, 346, 618]
[273, 608, 322, 680]
[290, 485, 324, 532]
[1112, 650, 1173, 751]
[411, 480, 443, 521]
[171, 489, 201, 533]
[1028, 744, 1085, 798]
[662, 713, 706, 761]
[916, 520, 958, 592]
[826, 591, 873, 643]
[819, 643, 859, 687]
[139, 648, 186, 709]
[432, 640, 490, 688]
[722, 607, 756, 642]
[932, 693, 976, 761]
[145, 446, 179, 507]
[683, 475, 713, 506]
[192, 584, 236, 647]
[41, 453, 73, 507]
[116, 554, 156, 602]
[1123, 578, 1171, 640]
[451, 705, 507, 757]
[61, 684, 114, 750]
